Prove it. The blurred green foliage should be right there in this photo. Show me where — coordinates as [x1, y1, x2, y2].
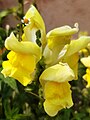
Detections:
[0, 0, 90, 120]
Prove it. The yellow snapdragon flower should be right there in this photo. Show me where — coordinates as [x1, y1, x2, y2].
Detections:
[1, 5, 44, 86]
[79, 48, 89, 57]
[44, 30, 90, 79]
[43, 23, 79, 65]
[81, 56, 90, 87]
[22, 5, 46, 46]
[1, 33, 41, 86]
[39, 62, 75, 116]
[61, 36, 90, 79]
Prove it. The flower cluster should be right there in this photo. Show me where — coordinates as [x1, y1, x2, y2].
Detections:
[1, 5, 90, 117]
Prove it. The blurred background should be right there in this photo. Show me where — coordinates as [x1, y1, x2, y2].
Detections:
[0, 0, 90, 33]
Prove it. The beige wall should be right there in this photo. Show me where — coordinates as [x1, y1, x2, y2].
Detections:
[0, 0, 90, 33]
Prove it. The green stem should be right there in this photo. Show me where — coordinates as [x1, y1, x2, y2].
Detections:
[25, 89, 44, 101]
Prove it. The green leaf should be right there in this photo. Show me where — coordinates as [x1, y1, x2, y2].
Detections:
[3, 77, 18, 91]
[4, 99, 11, 119]
[0, 72, 18, 91]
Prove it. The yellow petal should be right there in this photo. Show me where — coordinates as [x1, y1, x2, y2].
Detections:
[39, 62, 75, 84]
[7, 51, 19, 66]
[62, 53, 79, 80]
[2, 51, 36, 86]
[24, 25, 38, 42]
[83, 68, 90, 88]
[61, 36, 90, 79]
[43, 81, 73, 116]
[9, 66, 32, 86]
[47, 35, 70, 51]
[44, 100, 63, 117]
[44, 81, 73, 106]
[25, 5, 45, 31]
[64, 36, 90, 57]
[43, 45, 67, 66]
[7, 51, 35, 72]
[47, 23, 78, 37]
[47, 23, 78, 50]
[18, 53, 35, 72]
[1, 61, 12, 77]
[45, 24, 78, 65]
[24, 5, 46, 45]
[81, 56, 90, 67]
[43, 45, 53, 65]
[83, 74, 90, 88]
[2, 61, 31, 86]
[5, 32, 41, 62]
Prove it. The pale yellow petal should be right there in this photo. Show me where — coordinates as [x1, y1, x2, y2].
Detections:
[25, 5, 45, 32]
[44, 100, 63, 117]
[5, 32, 41, 61]
[47, 24, 78, 50]
[47, 23, 78, 37]
[64, 36, 90, 57]
[81, 56, 90, 67]
[62, 53, 79, 80]
[24, 24, 38, 42]
[25, 5, 46, 45]
[39, 62, 75, 83]
[45, 24, 78, 65]
[43, 45, 53, 65]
